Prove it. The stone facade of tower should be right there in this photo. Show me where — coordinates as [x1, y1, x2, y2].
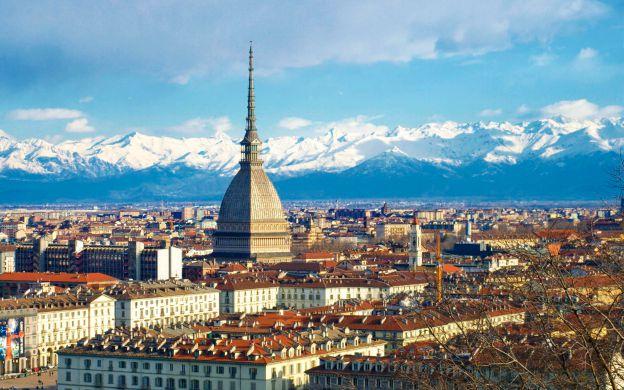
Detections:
[408, 218, 422, 270]
[212, 45, 292, 264]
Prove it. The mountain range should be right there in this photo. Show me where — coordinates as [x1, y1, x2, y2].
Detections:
[0, 116, 622, 203]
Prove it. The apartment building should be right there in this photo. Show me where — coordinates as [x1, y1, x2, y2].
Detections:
[103, 280, 219, 328]
[0, 291, 115, 375]
[15, 238, 182, 280]
[0, 245, 15, 273]
[57, 327, 385, 390]
[212, 272, 427, 313]
[217, 279, 280, 314]
[278, 273, 428, 310]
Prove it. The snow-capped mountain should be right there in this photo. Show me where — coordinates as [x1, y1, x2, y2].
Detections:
[0, 116, 622, 202]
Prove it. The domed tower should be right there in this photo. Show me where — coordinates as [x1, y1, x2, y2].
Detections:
[212, 44, 292, 264]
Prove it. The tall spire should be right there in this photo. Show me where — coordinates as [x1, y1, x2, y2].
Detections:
[241, 42, 262, 164]
[244, 42, 259, 142]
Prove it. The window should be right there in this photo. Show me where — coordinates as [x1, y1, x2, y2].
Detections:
[204, 366, 212, 376]
[203, 380, 212, 390]
[118, 375, 126, 387]
[131, 361, 139, 372]
[249, 368, 257, 380]
[166, 378, 175, 389]
[229, 382, 235, 390]
[65, 372, 71, 382]
[229, 367, 237, 378]
[119, 361, 127, 369]
[191, 379, 200, 390]
[132, 376, 139, 386]
[142, 377, 151, 387]
[97, 359, 102, 367]
[155, 377, 163, 387]
[156, 362, 163, 373]
[179, 378, 188, 388]
[84, 373, 92, 383]
[216, 366, 224, 375]
[192, 364, 199, 373]
[143, 362, 150, 370]
[64, 358, 72, 368]
[108, 374, 114, 384]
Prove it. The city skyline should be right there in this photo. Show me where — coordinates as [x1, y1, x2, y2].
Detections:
[0, 1, 622, 141]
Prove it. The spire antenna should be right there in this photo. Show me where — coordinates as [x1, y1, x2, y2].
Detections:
[241, 42, 262, 164]
[246, 41, 256, 134]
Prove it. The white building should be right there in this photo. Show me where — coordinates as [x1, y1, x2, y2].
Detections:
[0, 246, 15, 273]
[104, 280, 219, 328]
[214, 272, 428, 313]
[0, 291, 115, 375]
[57, 327, 385, 390]
[278, 273, 428, 310]
[408, 219, 423, 269]
[217, 279, 280, 314]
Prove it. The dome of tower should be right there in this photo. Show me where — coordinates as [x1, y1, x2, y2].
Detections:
[218, 166, 287, 223]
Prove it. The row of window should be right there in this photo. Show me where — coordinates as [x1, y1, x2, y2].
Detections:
[66, 358, 258, 379]
[65, 372, 255, 390]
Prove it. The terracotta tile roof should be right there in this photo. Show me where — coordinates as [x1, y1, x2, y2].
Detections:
[0, 272, 118, 284]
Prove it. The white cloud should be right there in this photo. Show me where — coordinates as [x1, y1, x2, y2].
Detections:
[170, 74, 191, 85]
[278, 117, 312, 130]
[530, 52, 556, 66]
[65, 118, 95, 133]
[541, 99, 623, 120]
[516, 104, 531, 115]
[577, 47, 598, 60]
[0, 1, 609, 78]
[8, 108, 84, 121]
[479, 108, 503, 117]
[169, 116, 232, 135]
[79, 96, 94, 103]
[313, 115, 389, 135]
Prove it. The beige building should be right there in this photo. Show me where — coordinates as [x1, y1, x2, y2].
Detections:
[375, 223, 410, 240]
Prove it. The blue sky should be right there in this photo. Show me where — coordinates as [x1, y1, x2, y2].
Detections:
[0, 0, 622, 141]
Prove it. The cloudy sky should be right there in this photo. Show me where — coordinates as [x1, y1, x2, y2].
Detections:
[0, 0, 622, 140]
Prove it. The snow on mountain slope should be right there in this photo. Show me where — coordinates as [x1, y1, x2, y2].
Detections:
[0, 117, 622, 179]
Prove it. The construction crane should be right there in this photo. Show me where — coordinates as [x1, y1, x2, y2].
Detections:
[436, 231, 443, 303]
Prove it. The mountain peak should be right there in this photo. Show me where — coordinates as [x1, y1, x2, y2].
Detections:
[0, 116, 620, 181]
[385, 146, 409, 157]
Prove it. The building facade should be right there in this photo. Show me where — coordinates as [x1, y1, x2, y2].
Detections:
[57, 327, 385, 390]
[14, 239, 182, 280]
[104, 280, 219, 328]
[0, 292, 115, 375]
